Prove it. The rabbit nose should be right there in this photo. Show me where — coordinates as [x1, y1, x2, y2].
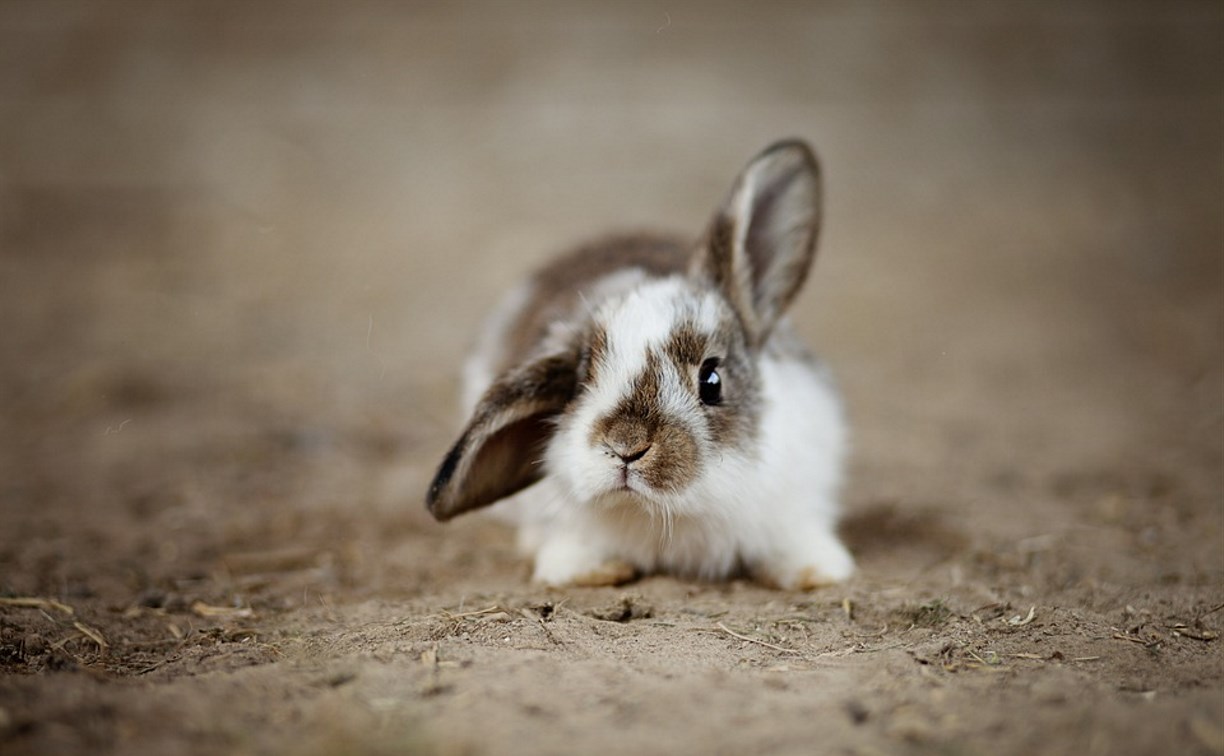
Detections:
[599, 418, 653, 463]
[616, 444, 651, 464]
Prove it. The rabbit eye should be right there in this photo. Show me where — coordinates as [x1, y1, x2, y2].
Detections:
[698, 358, 722, 406]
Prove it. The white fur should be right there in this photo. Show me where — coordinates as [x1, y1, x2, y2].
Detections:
[522, 349, 852, 588]
[474, 273, 854, 589]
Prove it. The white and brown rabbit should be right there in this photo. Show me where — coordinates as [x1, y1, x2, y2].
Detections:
[426, 139, 855, 589]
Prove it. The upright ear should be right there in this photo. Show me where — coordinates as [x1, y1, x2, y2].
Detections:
[692, 139, 823, 346]
[426, 352, 577, 521]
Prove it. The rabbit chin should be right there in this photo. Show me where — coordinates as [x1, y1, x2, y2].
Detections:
[590, 479, 672, 509]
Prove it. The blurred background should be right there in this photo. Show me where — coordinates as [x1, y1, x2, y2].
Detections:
[0, 3, 1221, 754]
[0, 0, 1220, 594]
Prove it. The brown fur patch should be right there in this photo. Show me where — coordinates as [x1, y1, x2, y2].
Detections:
[590, 351, 702, 493]
[584, 323, 609, 384]
[495, 234, 689, 376]
[636, 422, 699, 492]
[704, 364, 758, 447]
[474, 353, 577, 424]
[663, 320, 753, 450]
[663, 324, 707, 367]
[688, 320, 760, 450]
[591, 351, 664, 446]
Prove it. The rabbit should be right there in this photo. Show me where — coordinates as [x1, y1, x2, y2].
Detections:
[425, 139, 855, 589]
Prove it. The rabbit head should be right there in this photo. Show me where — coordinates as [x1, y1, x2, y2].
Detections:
[427, 140, 823, 523]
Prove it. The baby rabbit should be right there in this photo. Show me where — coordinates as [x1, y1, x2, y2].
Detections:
[426, 139, 854, 589]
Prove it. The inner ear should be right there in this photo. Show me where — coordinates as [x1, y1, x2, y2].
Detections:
[430, 412, 556, 520]
[426, 352, 577, 521]
[693, 140, 823, 346]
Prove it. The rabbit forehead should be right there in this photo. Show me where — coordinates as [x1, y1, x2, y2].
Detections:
[593, 277, 723, 369]
[576, 278, 727, 424]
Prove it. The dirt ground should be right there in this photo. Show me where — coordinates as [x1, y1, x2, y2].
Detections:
[1, 2, 1221, 754]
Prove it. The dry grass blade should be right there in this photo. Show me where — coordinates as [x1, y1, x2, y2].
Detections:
[1113, 632, 1161, 648]
[716, 622, 801, 655]
[73, 621, 109, 650]
[191, 601, 254, 619]
[0, 597, 74, 615]
[1167, 624, 1219, 642]
[1008, 606, 1037, 626]
[965, 649, 1010, 671]
[439, 605, 503, 620]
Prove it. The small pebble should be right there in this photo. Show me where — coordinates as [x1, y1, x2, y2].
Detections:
[137, 589, 167, 608]
[845, 699, 870, 724]
[22, 633, 47, 657]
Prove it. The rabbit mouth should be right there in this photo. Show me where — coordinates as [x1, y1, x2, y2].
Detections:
[600, 464, 659, 502]
[614, 467, 645, 495]
[592, 484, 655, 514]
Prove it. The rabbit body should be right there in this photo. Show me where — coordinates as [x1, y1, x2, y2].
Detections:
[427, 141, 855, 589]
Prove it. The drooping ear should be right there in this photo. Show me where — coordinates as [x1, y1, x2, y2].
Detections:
[692, 139, 823, 346]
[425, 352, 577, 521]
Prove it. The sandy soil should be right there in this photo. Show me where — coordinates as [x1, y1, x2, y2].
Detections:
[1, 2, 1221, 754]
